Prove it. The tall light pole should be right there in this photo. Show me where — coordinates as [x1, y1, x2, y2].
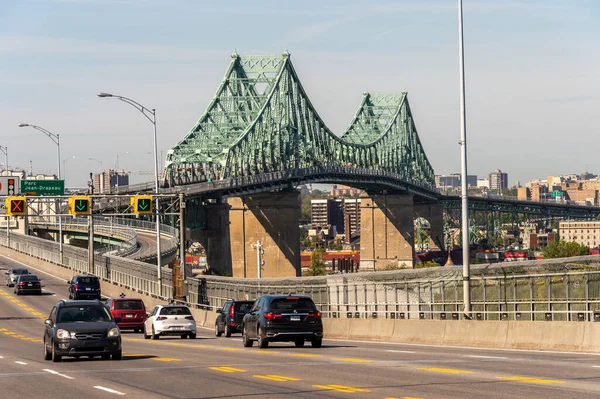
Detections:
[63, 156, 76, 186]
[0, 146, 7, 176]
[458, 0, 471, 317]
[97, 92, 163, 297]
[18, 123, 63, 263]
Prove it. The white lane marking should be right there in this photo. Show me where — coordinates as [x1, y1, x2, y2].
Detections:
[43, 369, 75, 380]
[464, 355, 507, 360]
[94, 386, 125, 395]
[0, 356, 4, 359]
[386, 350, 416, 354]
[592, 366, 600, 368]
[15, 361, 27, 365]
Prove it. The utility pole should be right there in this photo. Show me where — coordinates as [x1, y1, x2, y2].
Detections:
[252, 240, 265, 279]
[179, 193, 186, 279]
[88, 210, 94, 275]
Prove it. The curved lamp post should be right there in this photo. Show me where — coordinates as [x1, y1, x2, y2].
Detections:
[18, 123, 63, 262]
[97, 92, 163, 296]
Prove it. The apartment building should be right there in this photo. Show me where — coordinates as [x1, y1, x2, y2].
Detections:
[560, 221, 600, 248]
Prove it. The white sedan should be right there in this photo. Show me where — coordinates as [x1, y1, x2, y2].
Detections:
[143, 304, 197, 339]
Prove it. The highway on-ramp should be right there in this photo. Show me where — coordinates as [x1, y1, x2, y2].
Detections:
[2, 254, 600, 399]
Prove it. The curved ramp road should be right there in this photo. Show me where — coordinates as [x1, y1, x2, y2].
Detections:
[1, 255, 600, 399]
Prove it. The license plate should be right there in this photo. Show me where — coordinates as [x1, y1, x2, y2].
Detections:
[85, 288, 91, 291]
[27, 283, 32, 286]
[171, 326, 183, 330]
[290, 316, 300, 321]
[125, 314, 133, 318]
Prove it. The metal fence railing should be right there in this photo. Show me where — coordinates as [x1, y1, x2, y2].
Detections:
[4, 227, 600, 322]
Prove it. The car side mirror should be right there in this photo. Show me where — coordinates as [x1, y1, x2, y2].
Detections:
[66, 280, 71, 284]
[146, 313, 150, 318]
[114, 317, 122, 323]
[216, 308, 222, 314]
[44, 319, 52, 326]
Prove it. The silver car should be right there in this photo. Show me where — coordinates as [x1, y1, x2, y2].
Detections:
[5, 268, 30, 287]
[143, 304, 196, 340]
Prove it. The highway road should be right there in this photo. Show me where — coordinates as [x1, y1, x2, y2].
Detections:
[2, 254, 600, 398]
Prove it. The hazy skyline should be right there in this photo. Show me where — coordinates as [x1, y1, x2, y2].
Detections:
[1, 0, 598, 187]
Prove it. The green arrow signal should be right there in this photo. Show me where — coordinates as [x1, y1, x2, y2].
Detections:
[138, 200, 149, 211]
[75, 200, 88, 211]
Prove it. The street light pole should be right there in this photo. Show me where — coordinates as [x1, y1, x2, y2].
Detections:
[0, 146, 7, 176]
[18, 123, 63, 263]
[458, 0, 471, 317]
[97, 92, 164, 297]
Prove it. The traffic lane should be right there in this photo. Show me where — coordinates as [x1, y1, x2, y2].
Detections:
[0, 344, 168, 398]
[193, 326, 600, 383]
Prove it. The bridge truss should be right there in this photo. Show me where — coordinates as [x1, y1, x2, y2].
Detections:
[164, 51, 435, 193]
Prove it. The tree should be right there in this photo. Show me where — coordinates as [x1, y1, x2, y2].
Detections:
[543, 241, 589, 259]
[306, 249, 327, 276]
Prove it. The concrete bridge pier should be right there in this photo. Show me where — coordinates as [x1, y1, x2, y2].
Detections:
[414, 203, 445, 251]
[360, 192, 415, 271]
[192, 201, 232, 275]
[229, 191, 301, 278]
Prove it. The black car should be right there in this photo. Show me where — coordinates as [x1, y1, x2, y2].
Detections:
[242, 295, 323, 349]
[215, 300, 254, 337]
[68, 275, 101, 300]
[43, 300, 122, 362]
[14, 274, 42, 295]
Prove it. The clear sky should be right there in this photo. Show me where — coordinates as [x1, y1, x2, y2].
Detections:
[1, 0, 598, 188]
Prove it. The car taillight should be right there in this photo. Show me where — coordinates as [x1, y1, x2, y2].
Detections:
[185, 316, 194, 320]
[265, 312, 282, 321]
[74, 284, 78, 291]
[19, 282, 25, 286]
[309, 311, 322, 319]
[34, 282, 40, 286]
[229, 306, 235, 317]
[156, 316, 167, 321]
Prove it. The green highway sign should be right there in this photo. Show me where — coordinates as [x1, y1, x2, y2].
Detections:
[21, 180, 65, 196]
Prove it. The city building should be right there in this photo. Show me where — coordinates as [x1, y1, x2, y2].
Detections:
[435, 174, 477, 189]
[330, 184, 362, 197]
[488, 169, 508, 190]
[310, 198, 361, 242]
[343, 198, 361, 242]
[528, 232, 556, 250]
[476, 178, 490, 189]
[560, 221, 600, 248]
[93, 169, 129, 194]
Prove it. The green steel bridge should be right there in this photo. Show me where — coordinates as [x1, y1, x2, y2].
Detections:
[152, 51, 599, 224]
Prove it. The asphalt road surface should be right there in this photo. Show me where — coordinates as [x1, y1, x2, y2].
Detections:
[2, 254, 600, 399]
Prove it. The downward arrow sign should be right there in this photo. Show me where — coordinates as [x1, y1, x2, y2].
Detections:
[139, 200, 149, 210]
[75, 200, 87, 211]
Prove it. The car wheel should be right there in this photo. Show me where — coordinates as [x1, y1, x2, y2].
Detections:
[257, 326, 268, 349]
[215, 322, 222, 337]
[242, 325, 253, 348]
[143, 324, 150, 339]
[189, 333, 196, 340]
[51, 343, 62, 362]
[44, 338, 51, 361]
[294, 340, 305, 348]
[102, 354, 110, 360]
[112, 351, 122, 360]
[152, 326, 159, 340]
[225, 324, 232, 338]
[181, 334, 188, 339]
[311, 338, 323, 348]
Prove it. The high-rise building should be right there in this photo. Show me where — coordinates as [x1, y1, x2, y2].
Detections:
[488, 169, 508, 190]
[93, 169, 129, 193]
[310, 199, 328, 229]
[310, 198, 361, 241]
[435, 174, 478, 189]
[343, 198, 361, 241]
[330, 184, 362, 197]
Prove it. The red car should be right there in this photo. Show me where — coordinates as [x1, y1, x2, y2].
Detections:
[105, 298, 147, 333]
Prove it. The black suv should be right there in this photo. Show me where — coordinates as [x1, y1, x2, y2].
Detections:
[67, 275, 101, 300]
[242, 295, 323, 349]
[43, 300, 122, 362]
[215, 300, 254, 337]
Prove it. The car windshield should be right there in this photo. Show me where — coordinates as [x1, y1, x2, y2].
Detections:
[18, 276, 38, 282]
[57, 306, 112, 323]
[270, 298, 316, 312]
[114, 300, 144, 310]
[159, 306, 191, 316]
[12, 269, 28, 275]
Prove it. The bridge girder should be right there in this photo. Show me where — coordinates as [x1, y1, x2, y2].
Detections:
[164, 51, 435, 192]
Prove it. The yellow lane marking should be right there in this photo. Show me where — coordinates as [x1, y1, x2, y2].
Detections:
[190, 344, 211, 349]
[6, 295, 14, 299]
[334, 357, 373, 363]
[418, 367, 473, 374]
[386, 397, 422, 399]
[289, 353, 322, 358]
[219, 347, 242, 351]
[25, 308, 33, 311]
[167, 343, 188, 347]
[4, 332, 15, 335]
[499, 376, 566, 385]
[250, 350, 280, 355]
[18, 304, 27, 307]
[209, 366, 246, 373]
[151, 357, 181, 362]
[254, 374, 300, 382]
[11, 299, 19, 303]
[313, 384, 371, 393]
[0, 328, 7, 331]
[123, 353, 146, 357]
